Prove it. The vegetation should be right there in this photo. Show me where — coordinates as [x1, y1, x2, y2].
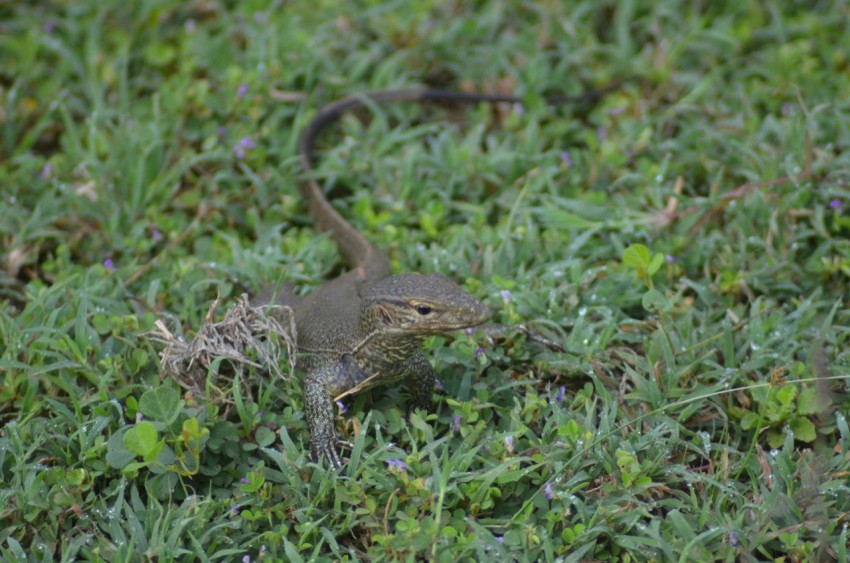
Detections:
[1, 1, 848, 561]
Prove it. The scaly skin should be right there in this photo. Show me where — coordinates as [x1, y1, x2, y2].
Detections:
[298, 272, 489, 467]
[278, 88, 609, 467]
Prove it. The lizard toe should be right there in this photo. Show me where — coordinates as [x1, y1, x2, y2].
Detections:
[323, 442, 344, 469]
[335, 438, 354, 451]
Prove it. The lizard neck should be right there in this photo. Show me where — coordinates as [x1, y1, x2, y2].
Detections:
[352, 328, 426, 370]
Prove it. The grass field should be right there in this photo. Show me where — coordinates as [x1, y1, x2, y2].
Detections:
[2, 1, 849, 561]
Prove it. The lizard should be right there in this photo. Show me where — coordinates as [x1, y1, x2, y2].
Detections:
[267, 87, 610, 468]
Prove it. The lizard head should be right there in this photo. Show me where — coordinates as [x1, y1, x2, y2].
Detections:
[361, 273, 490, 335]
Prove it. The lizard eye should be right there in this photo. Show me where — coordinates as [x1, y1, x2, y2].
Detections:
[415, 305, 432, 316]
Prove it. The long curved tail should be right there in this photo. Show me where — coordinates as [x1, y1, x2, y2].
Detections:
[296, 87, 617, 281]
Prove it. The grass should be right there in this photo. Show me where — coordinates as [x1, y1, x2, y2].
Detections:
[1, 1, 849, 561]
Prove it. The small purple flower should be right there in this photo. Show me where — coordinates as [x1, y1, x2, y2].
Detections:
[829, 199, 842, 210]
[217, 125, 228, 138]
[556, 386, 565, 402]
[385, 458, 408, 472]
[544, 482, 554, 500]
[243, 556, 251, 563]
[43, 20, 55, 33]
[185, 19, 196, 33]
[504, 435, 514, 454]
[257, 411, 264, 418]
[781, 102, 794, 116]
[234, 136, 256, 160]
[596, 125, 608, 142]
[500, 289, 511, 304]
[434, 378, 444, 391]
[103, 258, 116, 272]
[513, 102, 524, 116]
[452, 415, 462, 432]
[240, 476, 250, 484]
[335, 400, 348, 414]
[231, 504, 240, 516]
[496, 536, 504, 544]
[237, 83, 249, 98]
[151, 228, 163, 242]
[259, 545, 267, 556]
[729, 531, 739, 547]
[135, 412, 143, 423]
[665, 254, 677, 263]
[465, 327, 474, 336]
[610, 107, 625, 117]
[560, 151, 572, 168]
[474, 347, 485, 360]
[39, 163, 52, 181]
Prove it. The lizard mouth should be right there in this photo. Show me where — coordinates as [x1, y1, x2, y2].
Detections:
[419, 302, 492, 333]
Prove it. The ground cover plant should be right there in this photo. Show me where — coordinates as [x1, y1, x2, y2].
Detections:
[1, 1, 849, 561]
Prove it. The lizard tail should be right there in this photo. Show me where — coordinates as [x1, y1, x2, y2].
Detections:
[296, 87, 618, 281]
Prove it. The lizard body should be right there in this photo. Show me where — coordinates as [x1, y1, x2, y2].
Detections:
[276, 88, 595, 467]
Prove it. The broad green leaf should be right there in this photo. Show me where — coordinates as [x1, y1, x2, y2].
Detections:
[124, 421, 159, 458]
[797, 387, 824, 415]
[240, 471, 265, 493]
[790, 417, 816, 442]
[776, 385, 797, 407]
[767, 429, 785, 449]
[144, 437, 166, 463]
[148, 472, 180, 498]
[255, 426, 276, 447]
[622, 244, 651, 270]
[647, 252, 665, 275]
[138, 386, 181, 422]
[157, 444, 176, 467]
[65, 468, 86, 486]
[182, 416, 200, 441]
[105, 428, 135, 469]
[642, 289, 668, 311]
[740, 412, 761, 430]
[121, 460, 147, 478]
[91, 313, 111, 335]
[557, 420, 582, 440]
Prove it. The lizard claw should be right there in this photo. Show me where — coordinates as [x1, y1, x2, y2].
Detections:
[327, 438, 353, 469]
[318, 441, 344, 469]
[312, 436, 353, 469]
[335, 438, 354, 451]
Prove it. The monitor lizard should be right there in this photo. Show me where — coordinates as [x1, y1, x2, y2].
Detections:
[266, 88, 608, 468]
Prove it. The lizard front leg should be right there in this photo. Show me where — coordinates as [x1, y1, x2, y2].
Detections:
[403, 351, 436, 412]
[303, 356, 367, 468]
[303, 371, 342, 468]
